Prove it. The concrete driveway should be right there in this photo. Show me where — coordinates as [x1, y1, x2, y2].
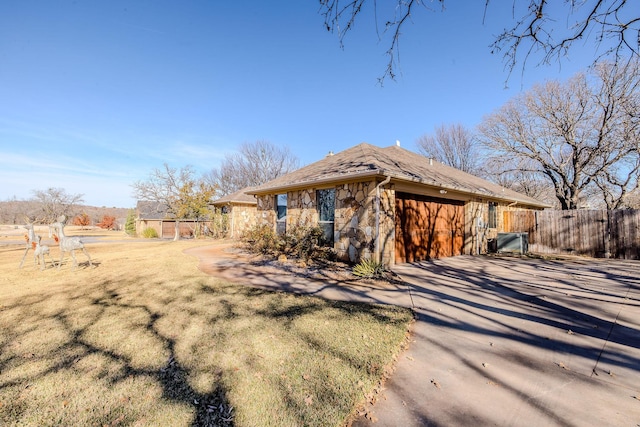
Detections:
[187, 246, 640, 426]
[354, 256, 640, 427]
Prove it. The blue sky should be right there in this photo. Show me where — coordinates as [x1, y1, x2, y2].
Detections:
[0, 1, 600, 207]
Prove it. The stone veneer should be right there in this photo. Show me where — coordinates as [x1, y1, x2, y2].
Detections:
[334, 181, 395, 265]
[255, 179, 396, 265]
[228, 204, 257, 238]
[464, 200, 534, 255]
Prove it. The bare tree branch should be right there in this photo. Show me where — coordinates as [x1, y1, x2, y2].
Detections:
[132, 164, 215, 240]
[207, 140, 300, 196]
[491, 0, 640, 80]
[479, 59, 640, 209]
[416, 123, 481, 174]
[319, 0, 640, 83]
[30, 187, 84, 223]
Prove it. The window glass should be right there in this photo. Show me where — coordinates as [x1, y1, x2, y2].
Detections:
[317, 189, 335, 222]
[317, 189, 335, 245]
[276, 194, 287, 221]
[488, 202, 497, 229]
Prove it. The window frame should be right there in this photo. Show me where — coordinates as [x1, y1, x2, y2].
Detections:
[488, 201, 497, 229]
[316, 188, 335, 245]
[275, 193, 287, 234]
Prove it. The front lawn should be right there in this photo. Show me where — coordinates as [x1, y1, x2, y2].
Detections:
[0, 236, 412, 426]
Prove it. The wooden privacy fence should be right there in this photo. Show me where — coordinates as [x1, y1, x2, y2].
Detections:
[503, 209, 640, 260]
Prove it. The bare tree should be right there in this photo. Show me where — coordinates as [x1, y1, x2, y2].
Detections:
[31, 187, 84, 223]
[479, 60, 640, 210]
[492, 0, 640, 78]
[319, 0, 640, 83]
[623, 187, 640, 208]
[132, 164, 216, 240]
[416, 124, 481, 174]
[207, 140, 300, 196]
[485, 157, 557, 206]
[0, 197, 27, 224]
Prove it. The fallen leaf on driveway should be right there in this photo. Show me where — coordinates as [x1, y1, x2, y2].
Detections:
[406, 356, 414, 361]
[431, 379, 441, 389]
[556, 362, 570, 370]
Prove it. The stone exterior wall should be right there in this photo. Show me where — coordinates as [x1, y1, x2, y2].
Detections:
[228, 204, 257, 238]
[287, 189, 317, 227]
[256, 195, 276, 227]
[334, 180, 394, 265]
[254, 179, 395, 265]
[464, 200, 537, 254]
[335, 181, 376, 263]
[378, 186, 396, 266]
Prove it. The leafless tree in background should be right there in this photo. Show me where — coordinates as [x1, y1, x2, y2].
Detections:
[31, 187, 84, 223]
[485, 157, 558, 207]
[416, 124, 481, 174]
[319, 0, 639, 83]
[479, 59, 640, 210]
[623, 187, 640, 209]
[132, 164, 216, 240]
[0, 197, 29, 224]
[207, 140, 300, 196]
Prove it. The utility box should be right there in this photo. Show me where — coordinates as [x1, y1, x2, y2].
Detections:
[497, 232, 529, 254]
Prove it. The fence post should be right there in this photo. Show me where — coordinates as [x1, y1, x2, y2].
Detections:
[604, 210, 611, 259]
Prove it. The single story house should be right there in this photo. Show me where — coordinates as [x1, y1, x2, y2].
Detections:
[247, 142, 549, 266]
[211, 188, 257, 238]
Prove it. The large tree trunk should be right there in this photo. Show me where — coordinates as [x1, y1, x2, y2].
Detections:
[173, 220, 180, 241]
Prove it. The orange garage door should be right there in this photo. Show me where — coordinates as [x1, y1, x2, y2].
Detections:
[395, 192, 464, 263]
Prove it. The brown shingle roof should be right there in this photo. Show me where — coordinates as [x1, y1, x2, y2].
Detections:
[211, 188, 257, 206]
[136, 201, 172, 219]
[248, 143, 549, 208]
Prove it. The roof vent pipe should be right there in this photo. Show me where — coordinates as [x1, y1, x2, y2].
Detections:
[327, 151, 334, 157]
[429, 158, 433, 166]
[396, 140, 401, 146]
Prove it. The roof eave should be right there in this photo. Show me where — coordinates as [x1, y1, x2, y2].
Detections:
[247, 169, 386, 195]
[248, 167, 549, 209]
[390, 174, 550, 208]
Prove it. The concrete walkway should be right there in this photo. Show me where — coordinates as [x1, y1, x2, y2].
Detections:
[186, 245, 640, 426]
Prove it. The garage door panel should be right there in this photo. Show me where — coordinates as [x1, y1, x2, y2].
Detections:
[395, 193, 464, 263]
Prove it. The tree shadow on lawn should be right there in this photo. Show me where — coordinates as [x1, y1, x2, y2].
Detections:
[0, 270, 411, 427]
[0, 277, 235, 426]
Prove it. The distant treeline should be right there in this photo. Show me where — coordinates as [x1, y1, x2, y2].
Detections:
[0, 200, 130, 226]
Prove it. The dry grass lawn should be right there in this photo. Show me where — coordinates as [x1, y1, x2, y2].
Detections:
[0, 230, 413, 426]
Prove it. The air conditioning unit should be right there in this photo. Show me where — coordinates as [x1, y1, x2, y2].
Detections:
[497, 232, 529, 254]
